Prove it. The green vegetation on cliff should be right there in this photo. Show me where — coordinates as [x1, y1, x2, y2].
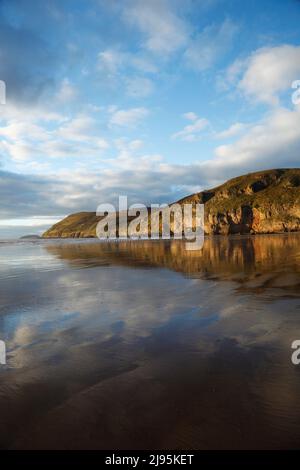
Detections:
[43, 168, 300, 238]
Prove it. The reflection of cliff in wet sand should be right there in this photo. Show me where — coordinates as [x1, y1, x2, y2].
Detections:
[46, 233, 300, 295]
[43, 169, 300, 238]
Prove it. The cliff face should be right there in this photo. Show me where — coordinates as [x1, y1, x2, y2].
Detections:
[180, 168, 300, 235]
[43, 212, 100, 238]
[43, 168, 300, 238]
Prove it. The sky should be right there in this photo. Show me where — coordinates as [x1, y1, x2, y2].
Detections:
[0, 0, 300, 237]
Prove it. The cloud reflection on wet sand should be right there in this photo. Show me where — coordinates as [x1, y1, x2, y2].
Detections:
[0, 234, 300, 449]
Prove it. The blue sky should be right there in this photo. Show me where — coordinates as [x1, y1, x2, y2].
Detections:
[0, 0, 300, 236]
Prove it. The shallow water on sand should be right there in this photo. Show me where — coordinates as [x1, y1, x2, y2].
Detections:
[0, 234, 300, 449]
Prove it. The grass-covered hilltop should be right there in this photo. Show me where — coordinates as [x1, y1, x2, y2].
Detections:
[43, 168, 300, 238]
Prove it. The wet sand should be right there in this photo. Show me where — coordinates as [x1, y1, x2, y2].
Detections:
[0, 234, 300, 449]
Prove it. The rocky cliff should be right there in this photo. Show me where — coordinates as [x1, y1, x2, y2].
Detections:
[43, 168, 300, 238]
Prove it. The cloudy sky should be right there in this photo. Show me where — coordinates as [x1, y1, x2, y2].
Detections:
[0, 0, 300, 237]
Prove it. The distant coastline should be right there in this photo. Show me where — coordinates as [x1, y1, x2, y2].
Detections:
[19, 235, 42, 240]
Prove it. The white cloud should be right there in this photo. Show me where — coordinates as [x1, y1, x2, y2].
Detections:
[126, 76, 154, 98]
[56, 115, 95, 141]
[109, 107, 149, 127]
[0, 112, 109, 163]
[172, 113, 209, 141]
[183, 112, 198, 121]
[124, 0, 189, 55]
[97, 48, 157, 76]
[115, 138, 144, 153]
[56, 115, 108, 148]
[228, 44, 300, 105]
[129, 55, 157, 74]
[97, 49, 156, 98]
[215, 122, 246, 139]
[223, 58, 245, 88]
[55, 78, 78, 103]
[0, 121, 49, 142]
[184, 18, 238, 71]
[0, 102, 65, 124]
[97, 49, 124, 76]
[214, 106, 300, 170]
